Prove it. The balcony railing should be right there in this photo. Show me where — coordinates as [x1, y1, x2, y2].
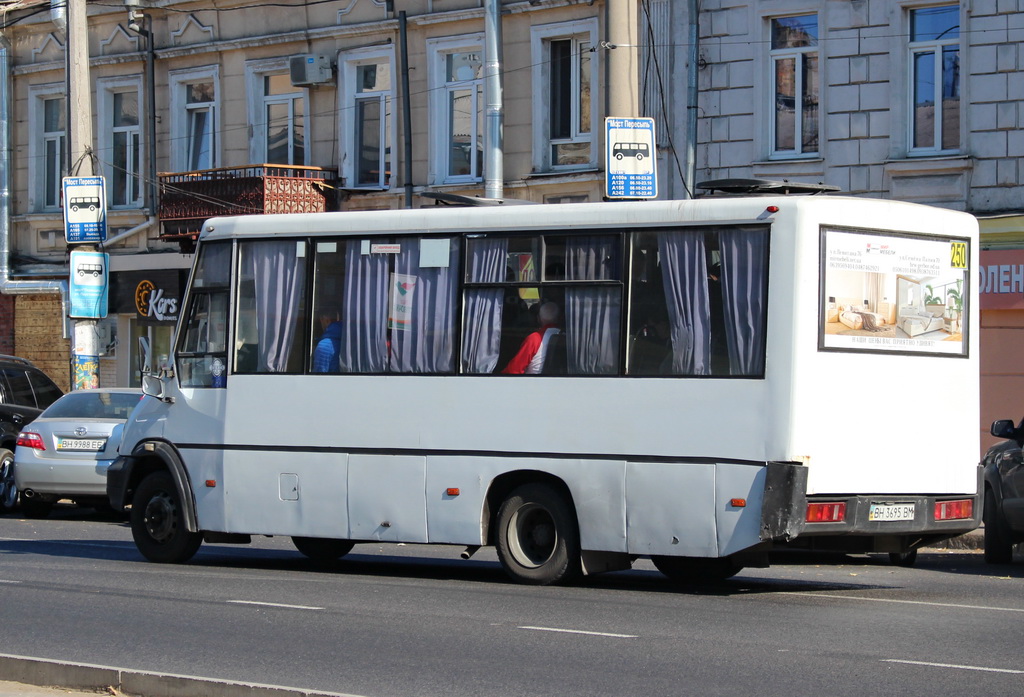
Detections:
[158, 164, 337, 243]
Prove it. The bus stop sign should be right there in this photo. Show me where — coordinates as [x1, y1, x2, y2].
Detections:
[63, 176, 107, 244]
[606, 117, 657, 200]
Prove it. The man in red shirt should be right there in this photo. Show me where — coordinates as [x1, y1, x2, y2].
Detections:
[501, 302, 562, 374]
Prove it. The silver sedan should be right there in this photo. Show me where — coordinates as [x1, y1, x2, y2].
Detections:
[13, 388, 142, 518]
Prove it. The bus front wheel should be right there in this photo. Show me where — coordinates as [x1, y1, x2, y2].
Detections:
[131, 471, 201, 563]
[496, 483, 580, 585]
[651, 555, 742, 584]
[292, 536, 354, 564]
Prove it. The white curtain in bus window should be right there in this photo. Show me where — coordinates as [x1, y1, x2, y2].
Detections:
[462, 238, 508, 373]
[340, 239, 389, 372]
[389, 237, 459, 372]
[240, 240, 307, 372]
[565, 236, 620, 374]
[719, 228, 768, 374]
[657, 231, 712, 374]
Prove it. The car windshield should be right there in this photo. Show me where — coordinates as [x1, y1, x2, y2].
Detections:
[42, 391, 141, 420]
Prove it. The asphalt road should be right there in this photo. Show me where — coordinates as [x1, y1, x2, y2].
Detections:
[0, 505, 1022, 697]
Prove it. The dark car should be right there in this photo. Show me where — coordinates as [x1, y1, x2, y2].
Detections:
[982, 418, 1024, 563]
[0, 356, 64, 513]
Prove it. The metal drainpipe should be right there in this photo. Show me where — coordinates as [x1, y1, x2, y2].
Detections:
[0, 42, 71, 340]
[483, 0, 503, 200]
[684, 0, 699, 200]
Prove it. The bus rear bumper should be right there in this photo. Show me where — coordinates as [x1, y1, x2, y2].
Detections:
[785, 491, 981, 553]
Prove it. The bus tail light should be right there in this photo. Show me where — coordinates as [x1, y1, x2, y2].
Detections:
[934, 499, 973, 521]
[806, 502, 846, 523]
[16, 432, 45, 451]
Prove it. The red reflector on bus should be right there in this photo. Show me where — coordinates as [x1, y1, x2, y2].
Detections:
[806, 502, 846, 523]
[934, 499, 973, 521]
[205, 480, 217, 488]
[446, 488, 460, 497]
[766, 205, 780, 213]
[730, 498, 747, 508]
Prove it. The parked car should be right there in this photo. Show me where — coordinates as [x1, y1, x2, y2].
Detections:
[982, 418, 1024, 563]
[0, 356, 64, 513]
[13, 388, 142, 518]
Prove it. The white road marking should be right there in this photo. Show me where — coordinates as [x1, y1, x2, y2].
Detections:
[518, 626, 638, 639]
[883, 659, 1024, 675]
[227, 600, 324, 611]
[783, 592, 1024, 613]
[0, 580, 20, 584]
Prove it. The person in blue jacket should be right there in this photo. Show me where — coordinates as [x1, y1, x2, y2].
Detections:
[312, 308, 342, 373]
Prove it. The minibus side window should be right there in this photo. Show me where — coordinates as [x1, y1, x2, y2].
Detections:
[178, 241, 231, 387]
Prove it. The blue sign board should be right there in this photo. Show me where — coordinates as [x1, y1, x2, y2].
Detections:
[69, 250, 109, 318]
[62, 176, 107, 243]
[605, 117, 657, 199]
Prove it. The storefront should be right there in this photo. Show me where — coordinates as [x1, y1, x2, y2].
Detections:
[979, 214, 1024, 454]
[110, 269, 186, 386]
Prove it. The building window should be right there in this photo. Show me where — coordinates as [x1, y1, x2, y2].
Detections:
[97, 77, 143, 208]
[531, 19, 599, 172]
[340, 47, 394, 189]
[428, 36, 484, 184]
[246, 59, 308, 166]
[42, 97, 66, 209]
[909, 4, 960, 154]
[170, 67, 219, 172]
[770, 15, 819, 157]
[28, 85, 66, 212]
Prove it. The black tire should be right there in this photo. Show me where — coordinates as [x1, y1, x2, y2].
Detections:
[984, 489, 1014, 564]
[292, 537, 354, 564]
[651, 555, 742, 584]
[888, 550, 918, 567]
[0, 449, 18, 513]
[496, 483, 580, 585]
[130, 471, 201, 563]
[20, 498, 53, 519]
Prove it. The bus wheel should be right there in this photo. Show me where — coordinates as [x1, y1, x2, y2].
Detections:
[651, 555, 742, 584]
[292, 537, 354, 564]
[496, 483, 580, 585]
[131, 471, 201, 564]
[0, 449, 18, 513]
[983, 489, 1013, 564]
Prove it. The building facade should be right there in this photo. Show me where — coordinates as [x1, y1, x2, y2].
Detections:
[0, 0, 643, 389]
[656, 0, 1024, 452]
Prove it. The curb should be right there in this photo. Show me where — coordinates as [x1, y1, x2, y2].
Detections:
[0, 655, 363, 697]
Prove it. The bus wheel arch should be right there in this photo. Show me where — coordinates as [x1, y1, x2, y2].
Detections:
[487, 472, 582, 585]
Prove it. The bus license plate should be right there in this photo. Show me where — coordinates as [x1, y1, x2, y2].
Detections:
[869, 503, 915, 522]
[57, 438, 106, 451]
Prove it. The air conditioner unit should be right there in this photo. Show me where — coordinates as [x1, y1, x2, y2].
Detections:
[290, 54, 334, 86]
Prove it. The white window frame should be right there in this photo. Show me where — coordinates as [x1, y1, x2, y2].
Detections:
[96, 75, 144, 209]
[169, 66, 221, 172]
[27, 83, 66, 212]
[530, 18, 599, 173]
[339, 46, 395, 190]
[767, 14, 820, 159]
[426, 34, 485, 185]
[906, 3, 961, 156]
[245, 58, 310, 166]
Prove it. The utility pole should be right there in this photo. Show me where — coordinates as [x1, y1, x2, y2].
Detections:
[66, 0, 101, 389]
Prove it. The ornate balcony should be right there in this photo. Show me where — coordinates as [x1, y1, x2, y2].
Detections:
[158, 164, 337, 249]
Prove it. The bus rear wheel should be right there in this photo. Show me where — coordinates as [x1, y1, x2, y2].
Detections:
[131, 471, 201, 563]
[496, 483, 581, 585]
[292, 537, 354, 564]
[651, 555, 742, 584]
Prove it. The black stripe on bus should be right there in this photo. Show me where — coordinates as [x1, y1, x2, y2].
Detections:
[174, 442, 770, 467]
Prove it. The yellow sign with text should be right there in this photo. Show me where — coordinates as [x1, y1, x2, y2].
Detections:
[950, 241, 967, 269]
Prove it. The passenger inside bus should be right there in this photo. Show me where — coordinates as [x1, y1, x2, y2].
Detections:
[312, 307, 343, 373]
[500, 301, 563, 374]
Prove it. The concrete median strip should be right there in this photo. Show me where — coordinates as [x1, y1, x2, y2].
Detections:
[0, 654, 366, 697]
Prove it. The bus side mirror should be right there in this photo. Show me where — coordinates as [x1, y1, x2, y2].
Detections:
[990, 419, 1017, 439]
[141, 374, 174, 404]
